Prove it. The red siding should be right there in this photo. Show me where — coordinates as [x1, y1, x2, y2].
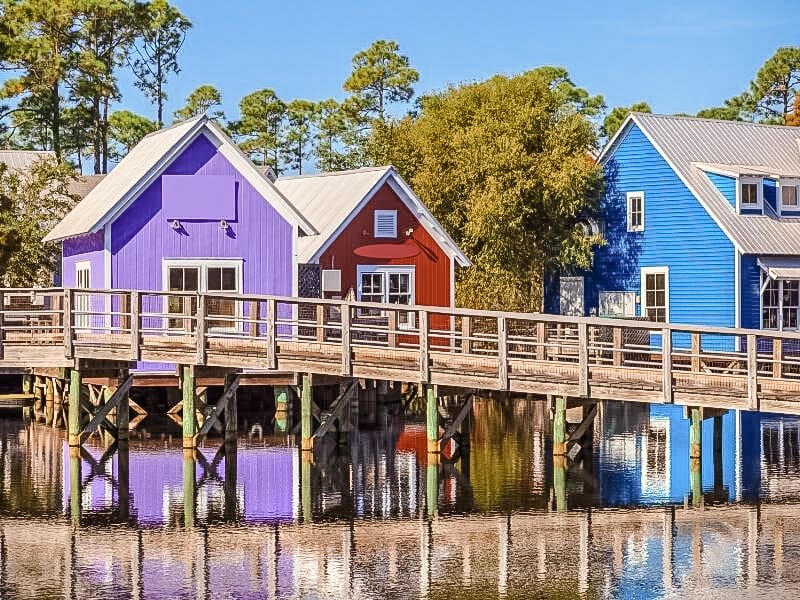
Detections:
[319, 183, 453, 308]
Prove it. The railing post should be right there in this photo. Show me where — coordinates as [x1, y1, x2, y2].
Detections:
[691, 333, 701, 372]
[130, 291, 140, 361]
[747, 333, 758, 411]
[612, 327, 623, 367]
[578, 322, 589, 397]
[266, 298, 276, 369]
[0, 290, 5, 361]
[387, 309, 397, 348]
[315, 304, 325, 343]
[196, 294, 206, 365]
[498, 316, 508, 391]
[419, 309, 429, 383]
[340, 303, 351, 376]
[662, 327, 673, 404]
[249, 300, 258, 338]
[462, 316, 472, 355]
[63, 289, 73, 358]
[536, 321, 546, 361]
[773, 338, 783, 379]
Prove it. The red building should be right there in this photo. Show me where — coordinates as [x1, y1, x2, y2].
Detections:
[275, 166, 470, 310]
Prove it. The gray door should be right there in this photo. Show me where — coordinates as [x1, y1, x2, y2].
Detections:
[560, 276, 585, 316]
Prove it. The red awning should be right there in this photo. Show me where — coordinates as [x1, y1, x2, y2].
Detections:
[353, 240, 420, 260]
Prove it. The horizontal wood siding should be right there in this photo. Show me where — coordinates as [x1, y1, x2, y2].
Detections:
[764, 178, 777, 212]
[318, 182, 452, 309]
[585, 124, 736, 344]
[706, 172, 736, 208]
[740, 254, 760, 330]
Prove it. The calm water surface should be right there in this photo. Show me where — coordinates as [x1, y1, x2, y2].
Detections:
[1, 398, 800, 599]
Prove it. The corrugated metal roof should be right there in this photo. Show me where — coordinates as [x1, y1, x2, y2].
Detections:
[0, 150, 55, 170]
[757, 256, 800, 279]
[275, 167, 391, 263]
[612, 113, 800, 255]
[45, 116, 315, 242]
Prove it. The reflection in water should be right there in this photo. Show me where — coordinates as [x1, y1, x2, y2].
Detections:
[2, 400, 800, 598]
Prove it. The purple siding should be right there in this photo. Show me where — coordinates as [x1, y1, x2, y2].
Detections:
[162, 174, 236, 220]
[109, 133, 294, 296]
[62, 231, 104, 288]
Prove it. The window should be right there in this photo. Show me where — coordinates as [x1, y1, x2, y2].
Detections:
[784, 280, 800, 329]
[741, 183, 758, 205]
[75, 261, 91, 329]
[374, 210, 398, 238]
[357, 266, 415, 328]
[763, 277, 779, 329]
[626, 192, 644, 232]
[782, 183, 799, 208]
[641, 267, 668, 322]
[760, 276, 800, 330]
[163, 260, 241, 331]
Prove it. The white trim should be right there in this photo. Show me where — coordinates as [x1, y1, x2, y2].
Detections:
[640, 266, 670, 323]
[778, 178, 800, 216]
[625, 191, 645, 232]
[737, 176, 763, 212]
[735, 250, 741, 329]
[374, 209, 398, 238]
[75, 260, 91, 330]
[600, 115, 745, 254]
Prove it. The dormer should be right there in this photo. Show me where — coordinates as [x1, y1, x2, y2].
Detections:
[778, 177, 800, 216]
[737, 175, 764, 214]
[696, 163, 776, 216]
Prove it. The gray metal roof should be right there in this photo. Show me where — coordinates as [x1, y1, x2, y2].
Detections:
[275, 166, 471, 266]
[0, 150, 55, 170]
[603, 113, 800, 255]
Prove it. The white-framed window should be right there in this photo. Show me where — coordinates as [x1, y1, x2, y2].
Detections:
[626, 191, 644, 232]
[738, 176, 763, 211]
[356, 265, 415, 329]
[75, 261, 91, 329]
[374, 209, 398, 238]
[761, 275, 800, 330]
[780, 179, 800, 212]
[641, 267, 668, 323]
[162, 259, 242, 331]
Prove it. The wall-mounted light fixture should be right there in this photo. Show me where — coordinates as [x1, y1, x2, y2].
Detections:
[219, 219, 228, 230]
[170, 219, 181, 230]
[404, 227, 414, 237]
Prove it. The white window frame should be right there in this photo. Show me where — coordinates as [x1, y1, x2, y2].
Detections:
[626, 191, 645, 232]
[75, 260, 91, 330]
[737, 176, 763, 212]
[640, 266, 669, 323]
[356, 264, 416, 329]
[374, 209, 398, 238]
[162, 259, 243, 332]
[779, 178, 800, 215]
[759, 274, 800, 331]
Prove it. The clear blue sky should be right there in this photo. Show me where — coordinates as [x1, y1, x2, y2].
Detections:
[117, 0, 800, 123]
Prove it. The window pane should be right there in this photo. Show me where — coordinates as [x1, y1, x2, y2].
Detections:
[207, 267, 221, 291]
[782, 185, 798, 207]
[184, 268, 199, 291]
[169, 268, 183, 291]
[742, 183, 758, 204]
[222, 268, 236, 291]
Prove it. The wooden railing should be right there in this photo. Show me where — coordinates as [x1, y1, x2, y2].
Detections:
[6, 287, 800, 412]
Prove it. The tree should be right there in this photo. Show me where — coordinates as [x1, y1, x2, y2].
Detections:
[343, 39, 419, 123]
[748, 47, 800, 124]
[282, 99, 316, 174]
[0, 0, 79, 160]
[129, 0, 191, 128]
[233, 88, 286, 172]
[369, 68, 604, 311]
[602, 101, 652, 138]
[0, 157, 78, 285]
[173, 84, 223, 121]
[59, 102, 94, 170]
[108, 109, 155, 162]
[312, 98, 353, 172]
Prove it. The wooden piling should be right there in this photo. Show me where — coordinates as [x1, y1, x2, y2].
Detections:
[274, 385, 290, 433]
[117, 380, 129, 443]
[554, 454, 567, 512]
[223, 440, 238, 522]
[301, 374, 312, 451]
[224, 375, 238, 443]
[183, 449, 195, 528]
[301, 451, 312, 523]
[553, 395, 567, 455]
[68, 369, 81, 447]
[425, 385, 438, 454]
[182, 366, 196, 449]
[44, 377, 54, 426]
[689, 406, 702, 459]
[426, 461, 438, 518]
[69, 446, 81, 525]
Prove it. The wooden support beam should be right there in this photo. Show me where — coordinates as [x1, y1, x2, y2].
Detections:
[426, 385, 438, 453]
[195, 375, 241, 442]
[773, 338, 783, 379]
[387, 310, 397, 348]
[553, 395, 566, 455]
[566, 403, 598, 461]
[315, 304, 325, 343]
[578, 323, 589, 397]
[0, 290, 4, 361]
[63, 290, 73, 358]
[497, 316, 508, 391]
[196, 294, 206, 365]
[340, 304, 351, 376]
[224, 375, 238, 442]
[80, 375, 133, 443]
[747, 334, 758, 411]
[182, 366, 196, 448]
[68, 369, 81, 446]
[420, 311, 430, 383]
[439, 395, 473, 451]
[691, 333, 701, 373]
[312, 380, 357, 442]
[612, 327, 623, 367]
[130, 291, 141, 361]
[249, 300, 259, 338]
[462, 317, 473, 355]
[301, 374, 312, 451]
[266, 298, 276, 369]
[44, 377, 54, 426]
[662, 328, 673, 404]
[689, 406, 702, 460]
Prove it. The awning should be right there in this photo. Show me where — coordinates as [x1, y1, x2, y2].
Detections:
[757, 257, 800, 280]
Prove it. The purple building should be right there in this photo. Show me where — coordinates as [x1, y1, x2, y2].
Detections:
[45, 115, 316, 313]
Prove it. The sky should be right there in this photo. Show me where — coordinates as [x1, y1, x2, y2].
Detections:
[119, 0, 800, 123]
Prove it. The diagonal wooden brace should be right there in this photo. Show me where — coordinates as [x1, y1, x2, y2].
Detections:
[194, 376, 240, 443]
[440, 395, 473, 451]
[79, 375, 133, 444]
[312, 380, 357, 441]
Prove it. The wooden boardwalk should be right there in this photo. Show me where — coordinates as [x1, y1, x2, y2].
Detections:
[5, 287, 800, 414]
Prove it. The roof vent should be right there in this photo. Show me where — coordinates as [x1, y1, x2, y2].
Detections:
[374, 210, 397, 238]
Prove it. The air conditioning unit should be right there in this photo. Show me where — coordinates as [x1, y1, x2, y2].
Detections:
[321, 269, 341, 293]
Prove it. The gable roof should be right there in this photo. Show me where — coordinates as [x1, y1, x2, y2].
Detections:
[275, 166, 471, 266]
[600, 113, 800, 255]
[44, 115, 315, 242]
[0, 149, 55, 170]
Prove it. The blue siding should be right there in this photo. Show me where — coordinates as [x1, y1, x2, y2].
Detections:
[740, 254, 760, 330]
[764, 178, 777, 212]
[583, 124, 736, 334]
[706, 172, 736, 208]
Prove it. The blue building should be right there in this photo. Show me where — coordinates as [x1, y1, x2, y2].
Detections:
[550, 112, 800, 334]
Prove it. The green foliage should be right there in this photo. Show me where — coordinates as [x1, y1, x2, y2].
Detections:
[231, 88, 286, 172]
[312, 98, 352, 171]
[108, 109, 156, 162]
[749, 47, 800, 124]
[343, 39, 419, 123]
[0, 157, 78, 285]
[602, 101, 651, 138]
[129, 0, 191, 127]
[370, 68, 604, 311]
[173, 84, 224, 122]
[695, 105, 745, 121]
[282, 99, 316, 174]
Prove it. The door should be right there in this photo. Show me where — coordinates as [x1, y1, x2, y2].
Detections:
[75, 261, 91, 329]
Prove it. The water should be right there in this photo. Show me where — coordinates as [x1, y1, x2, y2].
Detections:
[1, 398, 800, 599]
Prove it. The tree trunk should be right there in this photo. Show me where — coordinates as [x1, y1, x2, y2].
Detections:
[157, 61, 163, 128]
[102, 96, 109, 174]
[93, 96, 101, 175]
[52, 80, 61, 161]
